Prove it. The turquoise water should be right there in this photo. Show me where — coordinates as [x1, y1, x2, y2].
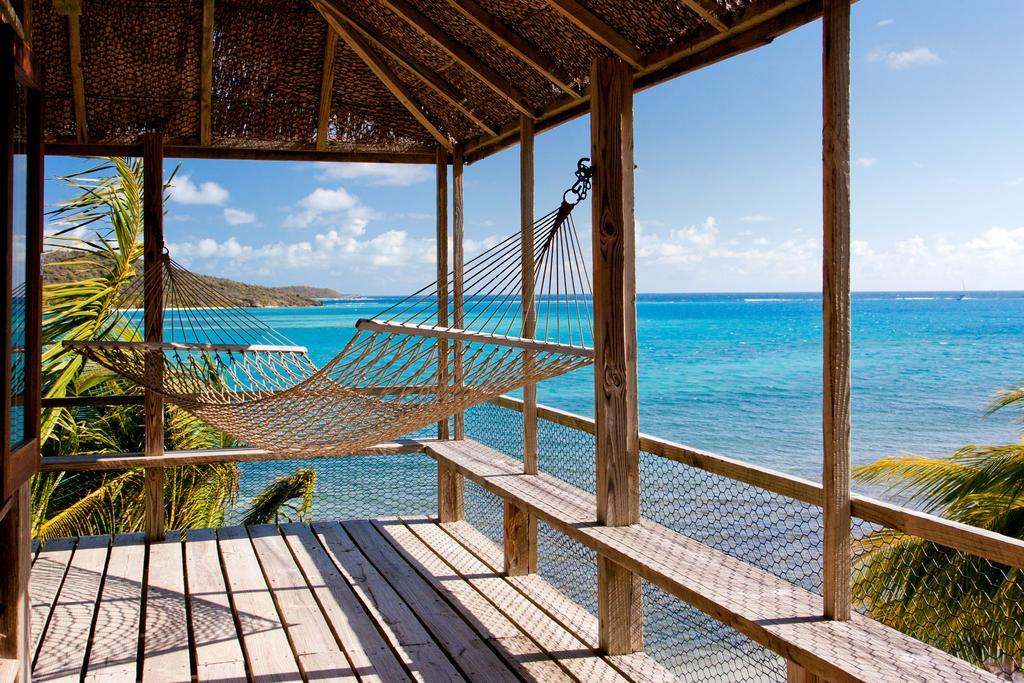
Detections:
[245, 292, 1024, 485]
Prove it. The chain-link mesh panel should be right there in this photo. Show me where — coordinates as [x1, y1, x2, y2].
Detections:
[644, 581, 785, 682]
[464, 403, 524, 461]
[230, 451, 437, 524]
[640, 452, 824, 595]
[537, 519, 598, 622]
[463, 477, 505, 548]
[851, 517, 1023, 678]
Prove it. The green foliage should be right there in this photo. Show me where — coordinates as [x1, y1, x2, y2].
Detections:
[852, 393, 1024, 670]
[240, 469, 317, 526]
[33, 158, 315, 540]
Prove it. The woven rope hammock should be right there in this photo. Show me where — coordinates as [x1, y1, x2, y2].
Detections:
[64, 161, 595, 456]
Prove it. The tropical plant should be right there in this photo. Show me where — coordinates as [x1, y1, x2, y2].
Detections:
[33, 158, 316, 540]
[852, 389, 1024, 672]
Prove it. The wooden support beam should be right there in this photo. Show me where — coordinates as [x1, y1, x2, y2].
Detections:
[316, 27, 337, 151]
[199, 0, 214, 146]
[821, 0, 851, 622]
[447, 0, 579, 96]
[680, 0, 729, 32]
[436, 146, 450, 440]
[316, 3, 453, 151]
[503, 500, 537, 576]
[541, 0, 643, 69]
[56, 0, 87, 143]
[316, 0, 496, 137]
[519, 115, 538, 475]
[142, 132, 165, 542]
[377, 0, 536, 117]
[787, 661, 823, 683]
[0, 485, 30, 683]
[46, 140, 437, 164]
[452, 145, 465, 440]
[437, 462, 464, 523]
[590, 55, 641, 655]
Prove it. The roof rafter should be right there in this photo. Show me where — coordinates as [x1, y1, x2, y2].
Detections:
[446, 0, 580, 96]
[313, 0, 454, 151]
[316, 28, 338, 150]
[680, 0, 730, 32]
[540, 0, 644, 68]
[317, 0, 496, 137]
[199, 0, 214, 145]
[376, 0, 537, 117]
[54, 0, 88, 142]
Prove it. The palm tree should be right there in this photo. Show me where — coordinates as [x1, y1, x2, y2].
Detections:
[852, 388, 1024, 672]
[34, 158, 316, 540]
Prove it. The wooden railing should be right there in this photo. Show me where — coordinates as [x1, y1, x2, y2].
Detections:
[488, 394, 1024, 571]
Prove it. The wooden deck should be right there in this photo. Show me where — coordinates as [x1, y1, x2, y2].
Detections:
[29, 517, 675, 683]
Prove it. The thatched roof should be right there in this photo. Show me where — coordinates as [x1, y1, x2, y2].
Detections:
[24, 0, 828, 163]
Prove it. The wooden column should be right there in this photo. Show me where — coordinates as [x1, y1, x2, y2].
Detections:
[452, 144, 465, 440]
[520, 114, 538, 475]
[435, 145, 464, 522]
[503, 499, 536, 575]
[590, 55, 642, 655]
[143, 132, 165, 542]
[435, 145, 450, 441]
[822, 0, 852, 621]
[0, 485, 30, 681]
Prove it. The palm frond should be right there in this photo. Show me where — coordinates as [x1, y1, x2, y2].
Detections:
[240, 469, 317, 526]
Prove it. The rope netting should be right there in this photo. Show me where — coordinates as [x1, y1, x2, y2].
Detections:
[64, 164, 594, 456]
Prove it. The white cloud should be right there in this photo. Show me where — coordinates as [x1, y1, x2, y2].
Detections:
[312, 163, 433, 187]
[740, 214, 772, 223]
[854, 157, 878, 168]
[169, 175, 229, 205]
[223, 208, 256, 225]
[876, 19, 894, 28]
[283, 186, 376, 233]
[868, 46, 941, 71]
[1006, 177, 1024, 187]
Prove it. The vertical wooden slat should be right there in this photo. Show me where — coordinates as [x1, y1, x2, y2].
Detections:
[822, 0, 851, 622]
[452, 145, 465, 439]
[520, 114, 538, 475]
[590, 54, 642, 655]
[143, 132, 165, 542]
[0, 485, 31, 683]
[316, 28, 338, 151]
[436, 145, 450, 441]
[437, 462, 464, 523]
[502, 499, 536, 576]
[60, 0, 87, 143]
[199, 0, 214, 147]
[24, 74, 42, 467]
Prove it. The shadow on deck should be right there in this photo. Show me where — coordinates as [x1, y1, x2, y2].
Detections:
[29, 517, 674, 682]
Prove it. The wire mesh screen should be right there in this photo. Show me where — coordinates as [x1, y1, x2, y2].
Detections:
[851, 518, 1023, 677]
[464, 402, 524, 461]
[639, 452, 824, 595]
[463, 477, 504, 547]
[537, 519, 598, 620]
[643, 581, 785, 682]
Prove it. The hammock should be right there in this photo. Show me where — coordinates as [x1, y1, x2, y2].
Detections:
[64, 161, 595, 456]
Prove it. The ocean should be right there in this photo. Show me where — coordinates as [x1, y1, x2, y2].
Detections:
[245, 291, 1024, 488]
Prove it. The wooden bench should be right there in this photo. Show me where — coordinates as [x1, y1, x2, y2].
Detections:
[423, 438, 998, 683]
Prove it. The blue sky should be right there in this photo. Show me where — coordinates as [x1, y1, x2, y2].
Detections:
[44, 1, 1023, 295]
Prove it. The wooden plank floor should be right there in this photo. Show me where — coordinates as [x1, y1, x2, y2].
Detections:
[30, 519, 676, 683]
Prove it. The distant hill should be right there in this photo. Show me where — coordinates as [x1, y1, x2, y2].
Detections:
[43, 250, 355, 308]
[276, 285, 355, 299]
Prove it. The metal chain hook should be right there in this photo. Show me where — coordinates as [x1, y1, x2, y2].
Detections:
[563, 157, 593, 205]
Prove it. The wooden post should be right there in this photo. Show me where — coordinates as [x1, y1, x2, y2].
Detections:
[437, 462, 464, 523]
[435, 145, 450, 441]
[787, 660, 823, 683]
[520, 114, 538, 475]
[590, 55, 642, 655]
[0, 485, 31, 682]
[822, 0, 852, 621]
[143, 132, 165, 542]
[503, 499, 537, 575]
[452, 144, 465, 440]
